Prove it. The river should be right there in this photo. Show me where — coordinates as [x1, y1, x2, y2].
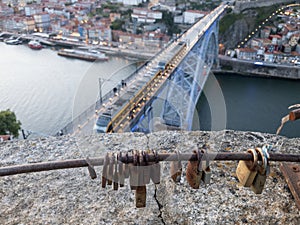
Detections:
[0, 43, 137, 136]
[0, 43, 299, 138]
[196, 72, 300, 138]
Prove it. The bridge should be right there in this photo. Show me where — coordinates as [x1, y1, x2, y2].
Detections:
[67, 3, 228, 136]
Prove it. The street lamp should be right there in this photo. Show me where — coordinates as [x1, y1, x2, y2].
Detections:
[98, 78, 103, 105]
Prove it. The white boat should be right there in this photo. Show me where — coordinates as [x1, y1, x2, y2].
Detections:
[57, 49, 109, 61]
[28, 40, 43, 50]
[4, 36, 22, 45]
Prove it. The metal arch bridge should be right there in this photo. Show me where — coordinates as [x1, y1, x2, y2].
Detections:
[106, 3, 228, 133]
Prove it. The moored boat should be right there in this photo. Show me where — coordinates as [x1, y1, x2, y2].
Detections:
[28, 40, 43, 50]
[57, 49, 109, 62]
[4, 36, 22, 45]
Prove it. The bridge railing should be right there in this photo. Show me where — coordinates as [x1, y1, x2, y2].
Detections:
[107, 43, 188, 132]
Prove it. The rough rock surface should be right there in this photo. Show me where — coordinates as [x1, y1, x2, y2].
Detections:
[1, 130, 300, 224]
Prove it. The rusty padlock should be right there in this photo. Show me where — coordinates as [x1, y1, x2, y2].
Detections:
[170, 151, 182, 183]
[186, 150, 203, 189]
[118, 152, 125, 187]
[201, 149, 211, 185]
[236, 148, 258, 187]
[113, 153, 119, 191]
[150, 150, 161, 185]
[251, 147, 270, 194]
[137, 151, 145, 186]
[101, 153, 109, 188]
[135, 185, 147, 208]
[86, 157, 97, 179]
[123, 152, 130, 179]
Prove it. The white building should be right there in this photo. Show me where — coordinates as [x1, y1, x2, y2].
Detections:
[120, 0, 143, 6]
[183, 10, 207, 24]
[174, 15, 183, 24]
[131, 8, 162, 23]
[25, 6, 42, 17]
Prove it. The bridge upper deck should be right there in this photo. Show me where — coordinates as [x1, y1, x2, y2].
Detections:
[101, 3, 228, 133]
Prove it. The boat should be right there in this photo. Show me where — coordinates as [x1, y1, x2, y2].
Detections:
[57, 49, 109, 61]
[28, 40, 43, 50]
[4, 36, 22, 45]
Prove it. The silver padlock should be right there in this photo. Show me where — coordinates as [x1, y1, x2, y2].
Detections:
[236, 149, 258, 187]
[107, 153, 114, 186]
[201, 150, 211, 185]
[142, 151, 151, 185]
[251, 147, 269, 194]
[150, 150, 161, 185]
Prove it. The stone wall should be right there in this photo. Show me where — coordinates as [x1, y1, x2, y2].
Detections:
[0, 131, 300, 224]
[217, 56, 300, 79]
[234, 0, 296, 13]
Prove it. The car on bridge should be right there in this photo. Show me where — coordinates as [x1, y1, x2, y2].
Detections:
[93, 112, 112, 133]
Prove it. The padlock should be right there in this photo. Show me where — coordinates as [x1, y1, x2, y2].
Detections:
[201, 150, 211, 185]
[113, 153, 119, 190]
[129, 150, 139, 190]
[251, 147, 269, 194]
[118, 152, 125, 187]
[186, 150, 202, 189]
[135, 185, 147, 208]
[142, 151, 151, 185]
[236, 148, 258, 187]
[170, 151, 182, 183]
[137, 151, 145, 186]
[123, 152, 130, 179]
[150, 163, 161, 184]
[124, 163, 130, 178]
[86, 157, 97, 179]
[150, 150, 161, 184]
[107, 153, 114, 185]
[101, 153, 109, 188]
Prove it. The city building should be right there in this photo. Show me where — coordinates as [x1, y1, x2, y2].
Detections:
[183, 10, 208, 24]
[34, 13, 51, 32]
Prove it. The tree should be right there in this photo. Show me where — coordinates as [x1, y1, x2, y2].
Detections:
[161, 11, 181, 36]
[0, 109, 21, 137]
[110, 19, 125, 31]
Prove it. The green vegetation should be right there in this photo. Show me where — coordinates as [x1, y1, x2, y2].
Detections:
[219, 4, 281, 35]
[161, 11, 181, 36]
[110, 19, 125, 31]
[219, 13, 244, 34]
[0, 109, 21, 137]
[253, 5, 279, 27]
[101, 2, 123, 13]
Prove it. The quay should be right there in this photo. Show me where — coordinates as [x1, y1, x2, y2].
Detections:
[216, 55, 300, 80]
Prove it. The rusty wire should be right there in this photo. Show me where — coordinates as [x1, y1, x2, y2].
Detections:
[1, 151, 300, 177]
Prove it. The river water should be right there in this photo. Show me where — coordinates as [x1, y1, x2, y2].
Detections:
[0, 43, 136, 136]
[0, 43, 299, 138]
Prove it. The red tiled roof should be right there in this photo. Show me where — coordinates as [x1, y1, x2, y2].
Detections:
[238, 48, 257, 53]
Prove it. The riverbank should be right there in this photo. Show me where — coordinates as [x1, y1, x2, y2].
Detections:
[216, 55, 300, 80]
[0, 130, 299, 224]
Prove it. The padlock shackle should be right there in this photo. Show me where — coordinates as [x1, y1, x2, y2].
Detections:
[247, 149, 258, 170]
